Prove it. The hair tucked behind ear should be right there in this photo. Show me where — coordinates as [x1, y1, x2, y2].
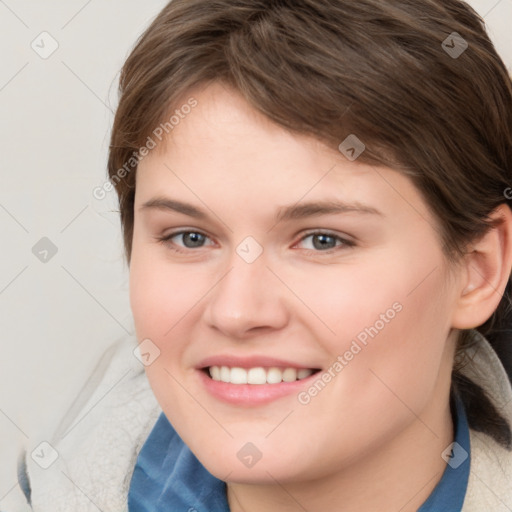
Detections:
[482, 279, 512, 383]
[452, 373, 511, 448]
[452, 279, 512, 449]
[108, 0, 512, 448]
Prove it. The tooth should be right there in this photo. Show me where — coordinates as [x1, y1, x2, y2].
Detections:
[282, 368, 297, 382]
[247, 367, 267, 385]
[266, 367, 283, 384]
[210, 366, 221, 381]
[210, 365, 314, 385]
[220, 366, 231, 383]
[230, 367, 248, 384]
[297, 369, 313, 380]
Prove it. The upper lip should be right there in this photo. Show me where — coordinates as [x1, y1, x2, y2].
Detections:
[197, 355, 320, 370]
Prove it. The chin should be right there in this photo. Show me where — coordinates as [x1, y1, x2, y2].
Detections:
[191, 438, 313, 484]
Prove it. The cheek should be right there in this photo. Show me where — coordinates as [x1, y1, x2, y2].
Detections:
[285, 246, 453, 404]
[334, 270, 453, 427]
[128, 247, 207, 416]
[276, 255, 413, 353]
[129, 245, 206, 340]
[282, 267, 453, 470]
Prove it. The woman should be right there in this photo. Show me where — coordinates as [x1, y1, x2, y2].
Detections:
[8, 0, 512, 510]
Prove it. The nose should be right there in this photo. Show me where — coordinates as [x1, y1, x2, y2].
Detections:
[202, 251, 290, 340]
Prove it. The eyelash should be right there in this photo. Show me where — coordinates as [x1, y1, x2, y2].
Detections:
[157, 231, 214, 254]
[300, 231, 356, 250]
[156, 230, 356, 254]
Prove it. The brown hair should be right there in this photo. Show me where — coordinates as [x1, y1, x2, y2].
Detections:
[108, 0, 512, 447]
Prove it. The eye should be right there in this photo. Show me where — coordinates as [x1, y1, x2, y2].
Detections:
[158, 230, 214, 250]
[296, 232, 354, 252]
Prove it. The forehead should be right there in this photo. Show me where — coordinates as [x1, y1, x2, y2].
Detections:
[134, 83, 431, 227]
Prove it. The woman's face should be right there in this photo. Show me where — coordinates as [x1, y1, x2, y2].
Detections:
[129, 82, 461, 483]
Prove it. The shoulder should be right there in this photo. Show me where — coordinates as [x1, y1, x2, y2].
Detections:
[465, 430, 512, 509]
[461, 332, 512, 510]
[16, 334, 161, 512]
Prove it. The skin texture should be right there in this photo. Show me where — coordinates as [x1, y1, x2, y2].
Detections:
[129, 82, 512, 511]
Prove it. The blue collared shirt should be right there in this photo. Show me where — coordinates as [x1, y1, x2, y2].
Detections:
[128, 393, 470, 511]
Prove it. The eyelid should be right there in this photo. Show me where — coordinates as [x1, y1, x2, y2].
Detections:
[157, 228, 355, 254]
[157, 229, 216, 251]
[293, 230, 356, 251]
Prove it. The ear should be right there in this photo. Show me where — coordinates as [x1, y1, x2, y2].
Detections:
[451, 204, 512, 330]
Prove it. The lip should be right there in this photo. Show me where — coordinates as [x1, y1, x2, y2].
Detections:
[196, 355, 321, 406]
[197, 354, 318, 370]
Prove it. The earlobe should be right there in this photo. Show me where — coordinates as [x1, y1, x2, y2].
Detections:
[452, 204, 512, 330]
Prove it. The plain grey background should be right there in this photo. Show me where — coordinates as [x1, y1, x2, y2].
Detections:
[0, 0, 511, 500]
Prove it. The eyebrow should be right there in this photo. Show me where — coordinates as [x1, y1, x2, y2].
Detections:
[139, 197, 382, 221]
[275, 200, 382, 222]
[140, 197, 207, 218]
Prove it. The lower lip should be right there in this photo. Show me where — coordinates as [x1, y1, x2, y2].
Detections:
[197, 369, 318, 406]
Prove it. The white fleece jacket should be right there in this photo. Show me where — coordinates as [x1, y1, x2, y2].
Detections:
[2, 331, 511, 511]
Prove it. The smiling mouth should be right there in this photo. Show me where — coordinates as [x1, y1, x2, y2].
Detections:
[204, 366, 321, 385]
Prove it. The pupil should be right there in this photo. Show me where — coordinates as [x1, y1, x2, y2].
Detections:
[313, 234, 335, 250]
[184, 232, 205, 247]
